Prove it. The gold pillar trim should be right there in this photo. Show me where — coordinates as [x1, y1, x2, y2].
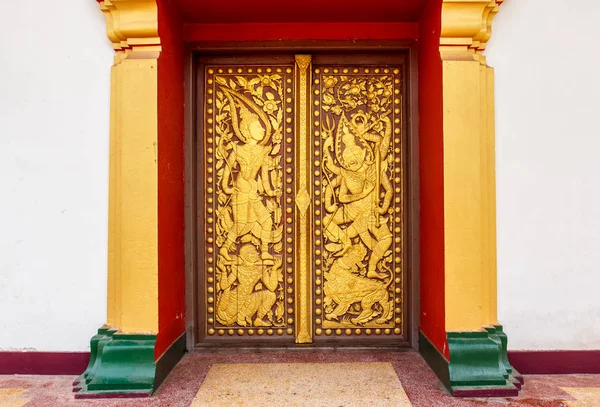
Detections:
[294, 54, 313, 343]
[440, 0, 503, 62]
[440, 0, 502, 331]
[98, 0, 161, 333]
[99, 0, 161, 57]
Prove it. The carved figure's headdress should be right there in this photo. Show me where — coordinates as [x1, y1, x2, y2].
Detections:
[220, 87, 272, 145]
[335, 114, 375, 170]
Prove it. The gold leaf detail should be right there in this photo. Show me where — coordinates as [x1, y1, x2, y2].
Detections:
[295, 189, 310, 215]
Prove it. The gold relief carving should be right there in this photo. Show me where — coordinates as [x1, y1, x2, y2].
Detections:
[204, 66, 295, 336]
[313, 67, 403, 333]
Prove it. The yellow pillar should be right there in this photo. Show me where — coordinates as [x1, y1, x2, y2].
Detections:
[100, 0, 161, 334]
[440, 0, 502, 331]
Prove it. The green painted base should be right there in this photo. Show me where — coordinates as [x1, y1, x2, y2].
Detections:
[420, 325, 523, 397]
[73, 327, 157, 398]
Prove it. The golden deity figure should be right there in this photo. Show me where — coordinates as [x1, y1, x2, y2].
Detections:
[215, 244, 283, 327]
[217, 87, 282, 261]
[323, 244, 393, 324]
[322, 112, 393, 280]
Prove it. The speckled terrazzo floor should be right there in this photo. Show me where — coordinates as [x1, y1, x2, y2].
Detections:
[1, 351, 600, 406]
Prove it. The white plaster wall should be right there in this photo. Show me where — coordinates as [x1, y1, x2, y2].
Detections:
[0, 1, 113, 351]
[487, 0, 600, 350]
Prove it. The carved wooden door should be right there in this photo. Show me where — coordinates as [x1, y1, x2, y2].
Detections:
[196, 54, 407, 347]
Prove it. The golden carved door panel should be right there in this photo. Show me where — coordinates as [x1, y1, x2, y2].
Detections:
[196, 54, 406, 346]
[310, 62, 405, 341]
[201, 60, 297, 341]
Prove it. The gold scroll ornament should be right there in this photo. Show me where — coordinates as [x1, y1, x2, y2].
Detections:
[313, 66, 404, 336]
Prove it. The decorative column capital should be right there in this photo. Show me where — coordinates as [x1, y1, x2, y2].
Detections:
[440, 0, 503, 62]
[97, 0, 161, 59]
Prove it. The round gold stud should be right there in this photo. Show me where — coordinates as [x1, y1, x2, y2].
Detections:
[208, 328, 215, 335]
[326, 329, 332, 336]
[336, 329, 342, 335]
[315, 328, 322, 335]
[218, 329, 225, 336]
[228, 329, 234, 335]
